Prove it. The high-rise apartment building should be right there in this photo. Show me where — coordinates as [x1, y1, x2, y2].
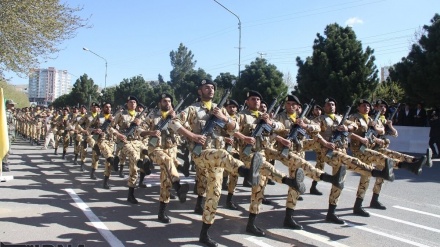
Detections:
[381, 66, 391, 82]
[28, 67, 72, 105]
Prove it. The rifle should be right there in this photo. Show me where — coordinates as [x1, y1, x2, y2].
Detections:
[242, 97, 279, 156]
[384, 103, 400, 135]
[272, 100, 284, 119]
[192, 88, 231, 156]
[360, 110, 381, 152]
[280, 99, 315, 158]
[326, 105, 352, 158]
[125, 104, 151, 138]
[148, 94, 190, 147]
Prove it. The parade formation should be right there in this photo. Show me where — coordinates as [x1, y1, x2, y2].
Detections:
[2, 79, 434, 247]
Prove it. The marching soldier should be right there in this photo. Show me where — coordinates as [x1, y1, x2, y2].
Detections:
[311, 97, 395, 223]
[369, 99, 432, 209]
[73, 105, 87, 170]
[348, 99, 427, 217]
[77, 103, 101, 176]
[88, 102, 116, 189]
[109, 96, 150, 204]
[2, 99, 17, 172]
[169, 79, 263, 247]
[54, 107, 71, 159]
[143, 93, 189, 223]
[234, 91, 309, 236]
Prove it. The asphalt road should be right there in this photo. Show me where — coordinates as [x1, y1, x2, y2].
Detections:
[1, 138, 439, 247]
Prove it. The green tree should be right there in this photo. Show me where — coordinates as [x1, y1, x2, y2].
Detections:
[389, 14, 440, 106]
[101, 86, 116, 106]
[182, 68, 211, 105]
[295, 23, 379, 108]
[114, 75, 153, 107]
[0, 0, 88, 75]
[169, 43, 198, 100]
[70, 74, 100, 107]
[232, 58, 287, 104]
[51, 94, 74, 108]
[0, 79, 30, 107]
[374, 80, 405, 104]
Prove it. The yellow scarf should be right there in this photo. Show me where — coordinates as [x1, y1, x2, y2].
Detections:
[63, 115, 68, 120]
[91, 112, 98, 118]
[127, 110, 136, 117]
[327, 113, 335, 121]
[250, 110, 259, 118]
[81, 114, 85, 117]
[360, 113, 369, 123]
[379, 115, 386, 124]
[104, 114, 111, 120]
[202, 100, 212, 111]
[288, 112, 297, 122]
[161, 110, 168, 119]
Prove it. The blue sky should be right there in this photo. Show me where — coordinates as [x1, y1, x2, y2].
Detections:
[4, 0, 439, 90]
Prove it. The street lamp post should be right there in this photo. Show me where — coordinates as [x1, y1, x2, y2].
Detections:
[82, 47, 108, 94]
[213, 0, 241, 79]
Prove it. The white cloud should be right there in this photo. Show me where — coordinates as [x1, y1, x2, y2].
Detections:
[345, 17, 364, 27]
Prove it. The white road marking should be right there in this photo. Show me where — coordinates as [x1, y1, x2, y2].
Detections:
[369, 212, 440, 233]
[65, 188, 125, 247]
[346, 222, 431, 247]
[393, 205, 440, 219]
[245, 237, 277, 247]
[291, 230, 351, 247]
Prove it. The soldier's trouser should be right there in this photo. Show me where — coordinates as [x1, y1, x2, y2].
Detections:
[320, 149, 375, 205]
[202, 168, 223, 224]
[97, 139, 115, 177]
[150, 148, 180, 203]
[266, 148, 323, 210]
[74, 134, 83, 155]
[81, 135, 95, 162]
[191, 149, 247, 224]
[373, 147, 414, 194]
[195, 166, 208, 196]
[352, 149, 399, 199]
[115, 141, 126, 167]
[122, 140, 148, 187]
[240, 150, 286, 214]
[55, 132, 70, 151]
[35, 122, 42, 140]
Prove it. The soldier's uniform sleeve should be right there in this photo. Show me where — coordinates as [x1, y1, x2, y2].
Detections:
[109, 112, 122, 135]
[303, 117, 321, 135]
[169, 106, 191, 132]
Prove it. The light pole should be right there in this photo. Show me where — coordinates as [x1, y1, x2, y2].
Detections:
[82, 47, 108, 94]
[213, 0, 241, 79]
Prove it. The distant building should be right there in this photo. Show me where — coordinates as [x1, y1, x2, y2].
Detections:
[28, 67, 72, 105]
[381, 66, 391, 82]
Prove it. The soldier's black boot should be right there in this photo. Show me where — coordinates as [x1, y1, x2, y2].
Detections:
[221, 176, 228, 190]
[370, 193, 386, 209]
[310, 181, 322, 195]
[177, 164, 190, 177]
[353, 197, 370, 217]
[173, 181, 189, 203]
[142, 158, 152, 175]
[127, 187, 138, 204]
[319, 165, 346, 190]
[398, 155, 426, 175]
[225, 193, 238, 210]
[54, 148, 58, 155]
[282, 168, 306, 194]
[190, 160, 196, 172]
[80, 161, 85, 172]
[267, 179, 275, 185]
[246, 213, 266, 236]
[113, 156, 120, 172]
[242, 179, 252, 187]
[326, 204, 345, 224]
[90, 168, 97, 180]
[138, 172, 146, 188]
[158, 202, 171, 223]
[103, 176, 111, 189]
[2, 162, 10, 172]
[194, 195, 204, 215]
[199, 222, 218, 247]
[371, 158, 395, 181]
[283, 208, 303, 230]
[238, 152, 263, 186]
[193, 180, 198, 194]
[119, 165, 124, 178]
[62, 150, 66, 160]
[73, 153, 78, 165]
